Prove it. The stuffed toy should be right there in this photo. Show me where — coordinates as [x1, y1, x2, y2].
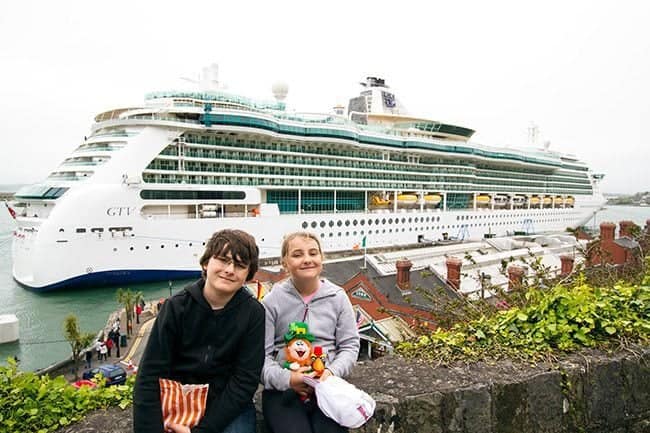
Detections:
[283, 321, 314, 372]
[310, 345, 327, 377]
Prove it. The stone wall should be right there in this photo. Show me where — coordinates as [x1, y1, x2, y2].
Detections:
[59, 347, 650, 433]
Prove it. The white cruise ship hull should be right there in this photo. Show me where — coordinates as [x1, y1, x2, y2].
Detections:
[12, 189, 603, 291]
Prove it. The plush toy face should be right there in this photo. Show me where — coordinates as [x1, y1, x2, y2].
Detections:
[285, 338, 312, 365]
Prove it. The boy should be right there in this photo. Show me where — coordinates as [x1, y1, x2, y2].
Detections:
[133, 229, 264, 433]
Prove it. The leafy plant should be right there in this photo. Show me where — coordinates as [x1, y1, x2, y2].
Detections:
[62, 314, 95, 380]
[116, 288, 142, 336]
[0, 357, 134, 433]
[398, 275, 650, 364]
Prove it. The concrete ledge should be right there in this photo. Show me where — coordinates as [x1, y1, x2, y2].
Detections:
[56, 347, 650, 433]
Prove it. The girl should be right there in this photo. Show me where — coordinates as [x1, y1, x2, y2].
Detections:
[261, 232, 360, 433]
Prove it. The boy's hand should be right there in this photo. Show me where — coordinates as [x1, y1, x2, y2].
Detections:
[165, 421, 190, 433]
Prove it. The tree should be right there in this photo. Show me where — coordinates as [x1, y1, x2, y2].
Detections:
[133, 290, 145, 324]
[63, 314, 95, 380]
[116, 288, 141, 337]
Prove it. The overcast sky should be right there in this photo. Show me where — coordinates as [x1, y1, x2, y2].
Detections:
[1, 0, 648, 194]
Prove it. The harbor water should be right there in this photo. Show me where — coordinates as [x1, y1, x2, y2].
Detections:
[0, 204, 649, 371]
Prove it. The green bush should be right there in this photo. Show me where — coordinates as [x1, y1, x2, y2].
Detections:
[0, 358, 134, 433]
[398, 275, 650, 363]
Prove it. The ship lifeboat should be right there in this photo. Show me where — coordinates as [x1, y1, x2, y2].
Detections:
[493, 195, 509, 207]
[554, 196, 564, 206]
[476, 194, 491, 205]
[424, 194, 442, 205]
[370, 194, 390, 207]
[543, 196, 552, 206]
[530, 196, 541, 206]
[565, 196, 575, 207]
[512, 195, 527, 207]
[397, 194, 418, 205]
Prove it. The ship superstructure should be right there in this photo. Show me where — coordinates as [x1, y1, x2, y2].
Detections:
[11, 67, 605, 290]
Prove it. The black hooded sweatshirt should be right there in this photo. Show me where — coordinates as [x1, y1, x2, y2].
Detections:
[133, 279, 265, 433]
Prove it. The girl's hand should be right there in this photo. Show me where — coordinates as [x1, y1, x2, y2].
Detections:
[289, 366, 316, 397]
[165, 421, 190, 433]
[319, 368, 333, 382]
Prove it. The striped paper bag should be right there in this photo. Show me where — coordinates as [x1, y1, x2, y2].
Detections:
[159, 378, 209, 429]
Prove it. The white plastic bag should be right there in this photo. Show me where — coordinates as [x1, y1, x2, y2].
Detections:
[303, 376, 375, 428]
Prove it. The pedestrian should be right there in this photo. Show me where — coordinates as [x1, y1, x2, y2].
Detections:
[261, 231, 360, 433]
[95, 338, 102, 361]
[113, 328, 121, 358]
[85, 349, 92, 369]
[135, 303, 143, 324]
[100, 341, 108, 361]
[105, 335, 113, 358]
[134, 229, 264, 433]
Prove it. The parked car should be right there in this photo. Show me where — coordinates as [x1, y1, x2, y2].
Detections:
[82, 364, 127, 386]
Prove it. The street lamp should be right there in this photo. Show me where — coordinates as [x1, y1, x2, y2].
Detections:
[168, 280, 172, 298]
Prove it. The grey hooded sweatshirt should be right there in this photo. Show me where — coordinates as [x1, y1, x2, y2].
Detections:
[261, 278, 360, 391]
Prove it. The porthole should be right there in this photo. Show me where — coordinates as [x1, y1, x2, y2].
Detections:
[337, 220, 342, 227]
[129, 247, 134, 251]
[320, 221, 326, 228]
[329, 221, 334, 227]
[311, 222, 317, 228]
[145, 246, 150, 250]
[375, 219, 380, 225]
[113, 248, 117, 252]
[368, 219, 372, 225]
[360, 220, 365, 226]
[161, 245, 165, 248]
[345, 220, 350, 226]
[353, 220, 358, 226]
[175, 244, 179, 248]
[383, 218, 387, 224]
[302, 222, 308, 229]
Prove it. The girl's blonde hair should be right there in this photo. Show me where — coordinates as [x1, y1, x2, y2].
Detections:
[280, 231, 324, 261]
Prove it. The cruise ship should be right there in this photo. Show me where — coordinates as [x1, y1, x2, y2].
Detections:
[11, 66, 605, 290]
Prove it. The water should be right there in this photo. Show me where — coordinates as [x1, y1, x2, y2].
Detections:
[0, 209, 193, 371]
[0, 204, 649, 371]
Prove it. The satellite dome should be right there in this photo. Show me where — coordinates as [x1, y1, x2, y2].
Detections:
[272, 81, 289, 101]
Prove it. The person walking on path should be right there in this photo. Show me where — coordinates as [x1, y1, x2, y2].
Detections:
[105, 335, 113, 358]
[261, 231, 360, 433]
[133, 229, 265, 433]
[84, 349, 93, 369]
[99, 341, 108, 361]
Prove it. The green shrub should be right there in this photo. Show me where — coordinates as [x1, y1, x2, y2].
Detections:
[0, 358, 134, 433]
[398, 275, 650, 363]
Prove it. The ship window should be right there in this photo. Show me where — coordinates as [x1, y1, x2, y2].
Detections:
[320, 221, 326, 228]
[76, 228, 86, 233]
[329, 221, 334, 227]
[311, 222, 317, 228]
[140, 190, 245, 200]
[302, 222, 308, 229]
[337, 220, 342, 227]
[91, 228, 104, 233]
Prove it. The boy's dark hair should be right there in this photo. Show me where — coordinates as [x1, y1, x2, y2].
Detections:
[199, 229, 259, 281]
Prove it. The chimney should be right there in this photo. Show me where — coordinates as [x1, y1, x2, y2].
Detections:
[446, 257, 462, 291]
[507, 265, 525, 291]
[600, 222, 616, 242]
[619, 220, 636, 238]
[559, 255, 575, 277]
[395, 259, 412, 292]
